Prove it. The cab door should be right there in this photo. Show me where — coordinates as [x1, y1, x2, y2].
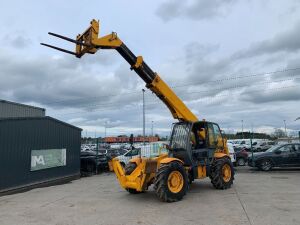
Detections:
[169, 122, 193, 165]
[207, 123, 224, 157]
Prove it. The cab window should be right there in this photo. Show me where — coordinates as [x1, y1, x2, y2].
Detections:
[207, 123, 222, 148]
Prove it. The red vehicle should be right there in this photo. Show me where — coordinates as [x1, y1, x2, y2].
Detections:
[234, 148, 248, 166]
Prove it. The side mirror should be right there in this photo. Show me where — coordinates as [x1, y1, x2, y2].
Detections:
[274, 149, 282, 154]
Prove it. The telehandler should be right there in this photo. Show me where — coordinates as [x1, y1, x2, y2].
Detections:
[42, 19, 234, 202]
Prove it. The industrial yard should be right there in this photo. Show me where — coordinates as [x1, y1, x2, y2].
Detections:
[1, 167, 300, 225]
[1, 1, 300, 225]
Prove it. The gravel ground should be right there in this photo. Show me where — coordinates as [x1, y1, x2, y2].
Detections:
[0, 166, 300, 225]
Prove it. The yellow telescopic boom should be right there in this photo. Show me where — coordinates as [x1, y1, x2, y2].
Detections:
[41, 19, 198, 122]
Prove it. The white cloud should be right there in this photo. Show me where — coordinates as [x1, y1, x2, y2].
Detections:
[0, 1, 300, 137]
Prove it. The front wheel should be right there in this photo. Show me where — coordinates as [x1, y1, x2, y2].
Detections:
[154, 161, 188, 202]
[237, 158, 246, 166]
[259, 159, 272, 171]
[210, 157, 234, 189]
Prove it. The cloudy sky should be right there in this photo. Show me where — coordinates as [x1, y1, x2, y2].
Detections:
[1, 0, 300, 137]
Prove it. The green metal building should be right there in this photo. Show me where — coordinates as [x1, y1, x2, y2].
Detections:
[0, 101, 81, 194]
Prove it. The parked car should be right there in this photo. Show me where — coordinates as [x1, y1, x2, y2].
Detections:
[116, 143, 168, 166]
[232, 140, 245, 148]
[253, 141, 276, 152]
[115, 148, 141, 167]
[248, 143, 300, 171]
[227, 143, 236, 165]
[233, 140, 262, 151]
[234, 148, 248, 166]
[81, 145, 91, 152]
[96, 148, 106, 154]
[80, 150, 109, 174]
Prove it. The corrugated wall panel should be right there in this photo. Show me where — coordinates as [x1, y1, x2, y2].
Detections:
[0, 117, 81, 192]
[0, 101, 45, 118]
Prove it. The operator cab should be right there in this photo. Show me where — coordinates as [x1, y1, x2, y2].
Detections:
[169, 121, 224, 166]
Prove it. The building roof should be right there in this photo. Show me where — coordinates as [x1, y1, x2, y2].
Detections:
[0, 116, 82, 131]
[0, 99, 45, 111]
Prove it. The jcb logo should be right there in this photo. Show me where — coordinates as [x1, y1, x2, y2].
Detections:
[31, 155, 45, 167]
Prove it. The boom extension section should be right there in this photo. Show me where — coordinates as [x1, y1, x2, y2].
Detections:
[41, 19, 197, 122]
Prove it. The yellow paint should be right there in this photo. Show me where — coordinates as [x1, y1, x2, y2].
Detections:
[197, 165, 206, 179]
[132, 56, 143, 69]
[112, 154, 168, 192]
[108, 160, 114, 172]
[160, 157, 183, 165]
[148, 74, 198, 122]
[129, 157, 142, 166]
[222, 164, 231, 182]
[75, 19, 122, 58]
[213, 152, 228, 159]
[167, 171, 184, 193]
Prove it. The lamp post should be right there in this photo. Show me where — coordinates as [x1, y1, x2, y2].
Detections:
[85, 130, 87, 144]
[241, 120, 244, 139]
[151, 121, 154, 137]
[104, 121, 107, 143]
[283, 120, 287, 137]
[142, 89, 146, 146]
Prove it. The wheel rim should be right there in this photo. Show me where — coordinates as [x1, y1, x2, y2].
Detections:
[167, 171, 184, 193]
[262, 161, 271, 170]
[238, 158, 245, 166]
[222, 164, 232, 183]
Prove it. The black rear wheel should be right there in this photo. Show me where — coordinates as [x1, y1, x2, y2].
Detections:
[259, 159, 272, 171]
[210, 157, 234, 189]
[154, 161, 188, 202]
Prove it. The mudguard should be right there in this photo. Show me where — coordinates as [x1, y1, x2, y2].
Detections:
[160, 157, 183, 164]
[214, 152, 229, 159]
